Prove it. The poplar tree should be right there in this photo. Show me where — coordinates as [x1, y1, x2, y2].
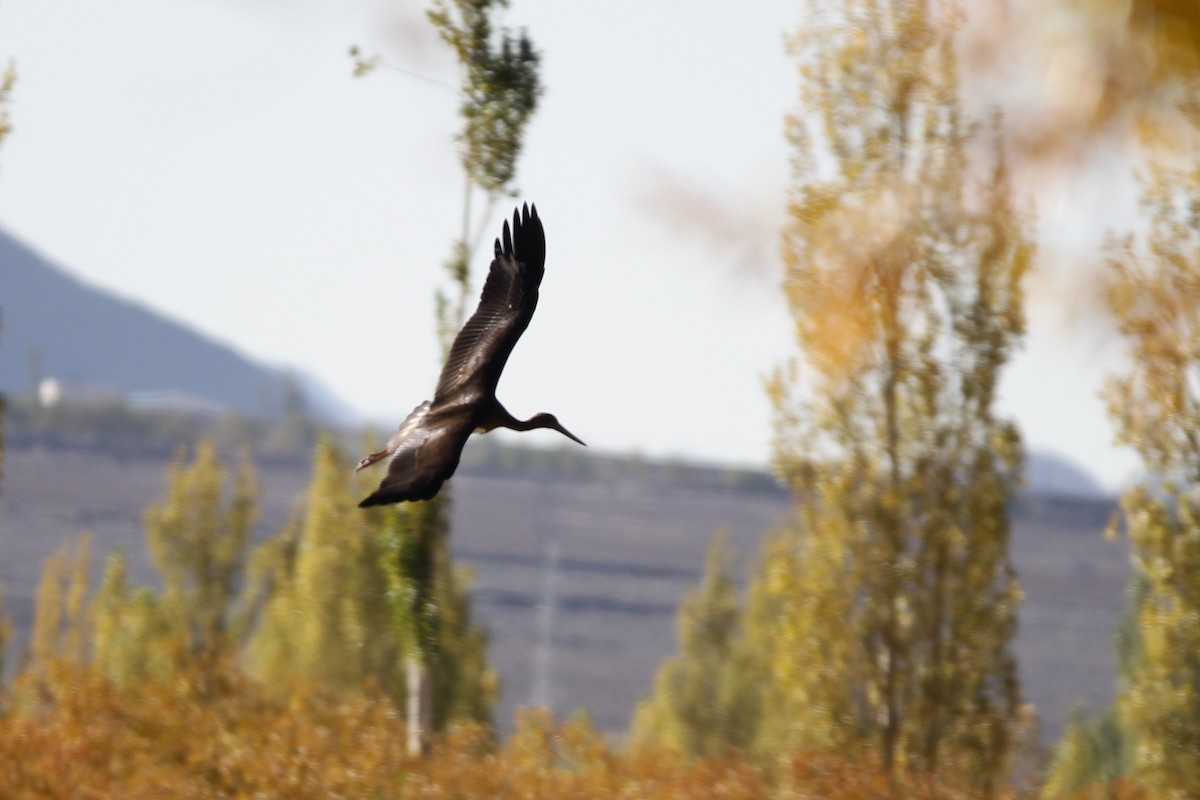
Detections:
[245, 438, 496, 720]
[1040, 707, 1130, 799]
[10, 537, 90, 717]
[763, 0, 1031, 788]
[92, 441, 258, 682]
[144, 440, 258, 653]
[27, 536, 91, 673]
[376, 502, 497, 732]
[92, 553, 176, 686]
[1102, 98, 1200, 797]
[629, 532, 763, 758]
[247, 438, 405, 699]
[353, 0, 541, 752]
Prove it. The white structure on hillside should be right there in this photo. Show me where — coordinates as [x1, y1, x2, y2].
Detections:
[37, 377, 122, 407]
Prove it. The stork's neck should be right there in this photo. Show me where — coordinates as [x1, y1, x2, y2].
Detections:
[478, 400, 535, 433]
[508, 414, 545, 432]
[477, 398, 583, 446]
[502, 408, 550, 433]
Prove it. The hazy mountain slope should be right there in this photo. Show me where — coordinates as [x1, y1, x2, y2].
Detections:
[0, 226, 352, 420]
[1026, 451, 1107, 497]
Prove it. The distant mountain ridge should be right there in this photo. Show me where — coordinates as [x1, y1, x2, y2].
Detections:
[1026, 451, 1106, 497]
[0, 225, 353, 421]
[0, 225, 1109, 496]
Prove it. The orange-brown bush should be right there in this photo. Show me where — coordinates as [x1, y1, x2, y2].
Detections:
[1056, 781, 1149, 800]
[0, 657, 1025, 799]
[0, 658, 409, 799]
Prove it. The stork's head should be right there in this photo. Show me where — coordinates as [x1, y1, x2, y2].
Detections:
[529, 412, 586, 446]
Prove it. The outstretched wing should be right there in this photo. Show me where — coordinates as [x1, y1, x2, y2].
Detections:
[358, 402, 473, 507]
[433, 203, 546, 403]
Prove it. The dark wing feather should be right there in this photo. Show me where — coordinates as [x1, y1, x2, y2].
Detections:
[359, 404, 474, 507]
[433, 204, 546, 403]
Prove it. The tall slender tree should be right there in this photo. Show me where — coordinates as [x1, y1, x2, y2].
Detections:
[426, 0, 542, 328]
[247, 438, 405, 699]
[27, 536, 91, 674]
[352, 0, 541, 753]
[144, 440, 258, 653]
[92, 441, 258, 683]
[763, 0, 1031, 788]
[377, 502, 497, 733]
[629, 532, 763, 759]
[1102, 92, 1200, 797]
[1041, 706, 1131, 799]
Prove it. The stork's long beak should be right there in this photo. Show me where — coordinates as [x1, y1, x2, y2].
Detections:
[554, 422, 586, 447]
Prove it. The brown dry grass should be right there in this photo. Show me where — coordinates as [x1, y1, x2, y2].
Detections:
[0, 657, 1032, 800]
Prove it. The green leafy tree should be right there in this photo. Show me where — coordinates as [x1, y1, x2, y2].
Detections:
[1101, 100, 1200, 797]
[92, 441, 258, 682]
[763, 0, 1031, 788]
[246, 436, 496, 730]
[352, 0, 541, 317]
[740, 513, 861, 757]
[1041, 707, 1132, 800]
[426, 0, 543, 325]
[27, 536, 91, 674]
[247, 438, 405, 699]
[1040, 569, 1150, 797]
[92, 553, 178, 686]
[379, 504, 497, 732]
[629, 531, 763, 759]
[144, 440, 258, 652]
[352, 0, 541, 753]
[428, 0, 540, 194]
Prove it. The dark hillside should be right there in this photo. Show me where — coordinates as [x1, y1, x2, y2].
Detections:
[0, 227, 348, 420]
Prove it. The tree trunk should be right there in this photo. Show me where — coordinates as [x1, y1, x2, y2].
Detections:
[406, 655, 432, 756]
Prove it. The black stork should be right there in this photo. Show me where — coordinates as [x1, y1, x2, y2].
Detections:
[357, 203, 585, 507]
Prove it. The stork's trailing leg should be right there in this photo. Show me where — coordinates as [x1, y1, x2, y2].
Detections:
[356, 449, 389, 472]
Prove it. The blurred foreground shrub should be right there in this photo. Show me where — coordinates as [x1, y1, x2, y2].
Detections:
[0, 658, 408, 798]
[0, 657, 1022, 799]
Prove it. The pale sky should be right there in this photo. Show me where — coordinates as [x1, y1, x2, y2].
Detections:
[0, 0, 1142, 489]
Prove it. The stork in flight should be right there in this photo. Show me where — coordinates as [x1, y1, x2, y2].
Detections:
[357, 203, 585, 508]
